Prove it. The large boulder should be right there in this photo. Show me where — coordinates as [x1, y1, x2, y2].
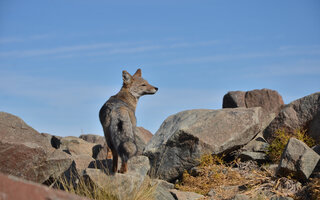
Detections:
[223, 89, 284, 114]
[0, 112, 73, 183]
[264, 92, 320, 143]
[143, 108, 263, 182]
[0, 173, 89, 200]
[277, 138, 320, 181]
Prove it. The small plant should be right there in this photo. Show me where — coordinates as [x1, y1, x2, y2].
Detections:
[175, 154, 245, 197]
[267, 128, 316, 163]
[58, 175, 117, 200]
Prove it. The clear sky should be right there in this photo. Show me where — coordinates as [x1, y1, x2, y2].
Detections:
[0, 0, 319, 136]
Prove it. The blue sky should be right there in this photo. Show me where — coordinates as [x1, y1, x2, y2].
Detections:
[0, 0, 319, 136]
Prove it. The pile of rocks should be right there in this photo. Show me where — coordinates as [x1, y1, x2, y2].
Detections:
[0, 89, 319, 200]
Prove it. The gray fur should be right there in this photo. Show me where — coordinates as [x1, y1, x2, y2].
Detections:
[99, 69, 157, 173]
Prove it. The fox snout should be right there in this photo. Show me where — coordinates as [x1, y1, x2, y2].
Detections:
[144, 85, 158, 95]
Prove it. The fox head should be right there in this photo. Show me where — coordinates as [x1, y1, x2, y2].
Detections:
[122, 69, 158, 99]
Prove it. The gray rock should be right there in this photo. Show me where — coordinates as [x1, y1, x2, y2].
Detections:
[79, 134, 105, 145]
[170, 189, 204, 200]
[144, 108, 263, 182]
[84, 156, 148, 199]
[150, 179, 175, 200]
[232, 194, 250, 200]
[84, 168, 145, 200]
[239, 151, 267, 162]
[127, 155, 150, 177]
[41, 133, 62, 149]
[72, 154, 94, 175]
[264, 92, 320, 143]
[239, 135, 269, 162]
[60, 136, 96, 156]
[242, 135, 269, 152]
[270, 196, 293, 200]
[0, 112, 73, 183]
[136, 126, 153, 144]
[135, 127, 153, 155]
[277, 138, 320, 181]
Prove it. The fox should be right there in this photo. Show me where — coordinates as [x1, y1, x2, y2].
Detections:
[99, 69, 158, 173]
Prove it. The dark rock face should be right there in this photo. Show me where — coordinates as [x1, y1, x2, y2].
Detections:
[144, 108, 263, 182]
[0, 112, 72, 183]
[277, 138, 320, 181]
[264, 92, 320, 143]
[223, 89, 284, 115]
[223, 91, 246, 108]
[0, 173, 89, 200]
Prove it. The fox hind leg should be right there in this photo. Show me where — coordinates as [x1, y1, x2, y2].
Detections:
[119, 162, 128, 173]
[111, 148, 118, 173]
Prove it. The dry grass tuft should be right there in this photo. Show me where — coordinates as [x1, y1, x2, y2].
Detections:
[175, 154, 306, 199]
[55, 173, 157, 200]
[48, 161, 157, 200]
[307, 178, 320, 200]
[267, 128, 316, 163]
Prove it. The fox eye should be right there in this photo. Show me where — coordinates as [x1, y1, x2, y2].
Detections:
[141, 84, 147, 86]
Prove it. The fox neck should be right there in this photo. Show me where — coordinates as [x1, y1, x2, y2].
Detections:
[117, 87, 138, 111]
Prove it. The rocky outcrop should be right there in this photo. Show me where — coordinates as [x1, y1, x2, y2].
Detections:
[223, 89, 284, 114]
[0, 112, 73, 183]
[0, 173, 89, 200]
[277, 138, 320, 181]
[264, 92, 320, 143]
[144, 107, 263, 182]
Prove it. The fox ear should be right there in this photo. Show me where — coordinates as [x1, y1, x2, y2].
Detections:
[133, 68, 142, 77]
[122, 70, 132, 84]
